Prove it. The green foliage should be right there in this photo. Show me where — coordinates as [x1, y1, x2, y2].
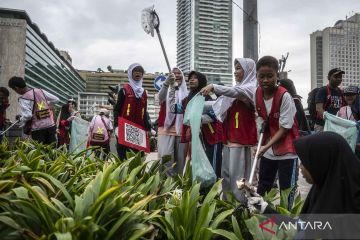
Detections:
[0, 140, 249, 239]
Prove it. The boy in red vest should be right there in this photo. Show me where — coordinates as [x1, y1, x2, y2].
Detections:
[113, 63, 151, 159]
[255, 56, 299, 209]
[8, 76, 59, 145]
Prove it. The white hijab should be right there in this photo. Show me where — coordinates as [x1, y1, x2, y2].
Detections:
[164, 67, 189, 135]
[212, 58, 257, 122]
[127, 63, 145, 98]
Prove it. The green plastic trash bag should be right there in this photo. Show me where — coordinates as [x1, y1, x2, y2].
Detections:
[183, 94, 216, 188]
[324, 111, 358, 151]
[69, 117, 89, 154]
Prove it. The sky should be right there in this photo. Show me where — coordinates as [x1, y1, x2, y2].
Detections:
[2, 0, 360, 102]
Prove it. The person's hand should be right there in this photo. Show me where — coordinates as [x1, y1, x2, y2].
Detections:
[247, 196, 268, 214]
[114, 127, 118, 138]
[56, 128, 60, 135]
[67, 116, 76, 121]
[254, 145, 270, 158]
[151, 129, 156, 136]
[164, 73, 175, 86]
[4, 118, 10, 125]
[200, 84, 214, 96]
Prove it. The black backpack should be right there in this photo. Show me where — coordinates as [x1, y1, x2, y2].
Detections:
[307, 87, 320, 121]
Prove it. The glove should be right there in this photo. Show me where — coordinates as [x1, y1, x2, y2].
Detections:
[114, 127, 118, 138]
[164, 73, 175, 86]
[247, 196, 268, 214]
[151, 129, 156, 136]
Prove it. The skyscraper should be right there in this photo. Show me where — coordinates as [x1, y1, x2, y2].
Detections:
[310, 13, 360, 89]
[177, 0, 233, 86]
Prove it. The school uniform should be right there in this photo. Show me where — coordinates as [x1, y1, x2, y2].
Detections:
[255, 86, 299, 209]
[211, 58, 258, 200]
[114, 84, 150, 159]
[157, 72, 189, 175]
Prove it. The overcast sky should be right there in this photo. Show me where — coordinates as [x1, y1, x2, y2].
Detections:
[2, 0, 360, 101]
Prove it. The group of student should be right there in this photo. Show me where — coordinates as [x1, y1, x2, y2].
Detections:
[3, 56, 360, 216]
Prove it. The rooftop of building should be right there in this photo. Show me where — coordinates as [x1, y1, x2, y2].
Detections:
[0, 7, 84, 82]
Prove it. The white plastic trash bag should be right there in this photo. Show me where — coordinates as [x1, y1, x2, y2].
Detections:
[324, 111, 358, 151]
[69, 117, 89, 154]
[183, 94, 216, 188]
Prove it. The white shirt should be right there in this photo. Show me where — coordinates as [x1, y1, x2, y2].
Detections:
[257, 92, 298, 160]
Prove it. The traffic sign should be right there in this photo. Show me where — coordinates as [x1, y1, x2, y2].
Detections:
[154, 75, 166, 91]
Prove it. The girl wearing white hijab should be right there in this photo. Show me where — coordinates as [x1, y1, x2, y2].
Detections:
[113, 63, 152, 159]
[200, 58, 258, 200]
[157, 67, 189, 175]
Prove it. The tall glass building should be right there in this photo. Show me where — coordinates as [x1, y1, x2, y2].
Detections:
[177, 0, 233, 86]
[310, 14, 360, 89]
[0, 8, 85, 120]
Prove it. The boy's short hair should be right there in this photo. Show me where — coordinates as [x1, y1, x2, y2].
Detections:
[0, 87, 9, 97]
[256, 56, 279, 72]
[8, 76, 26, 89]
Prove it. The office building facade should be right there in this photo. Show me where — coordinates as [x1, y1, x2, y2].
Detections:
[310, 13, 360, 89]
[0, 8, 85, 120]
[177, 0, 233, 86]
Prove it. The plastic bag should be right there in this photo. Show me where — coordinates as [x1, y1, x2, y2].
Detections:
[324, 111, 358, 151]
[69, 117, 89, 154]
[183, 94, 216, 188]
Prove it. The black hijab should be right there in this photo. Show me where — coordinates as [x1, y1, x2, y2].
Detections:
[59, 103, 71, 121]
[294, 132, 360, 214]
[187, 71, 208, 101]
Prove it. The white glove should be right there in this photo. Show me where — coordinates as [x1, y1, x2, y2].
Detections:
[164, 73, 175, 86]
[247, 196, 268, 214]
[18, 116, 26, 128]
[151, 129, 156, 136]
[114, 127, 118, 138]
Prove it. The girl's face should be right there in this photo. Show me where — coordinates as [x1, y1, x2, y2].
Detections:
[189, 75, 199, 90]
[68, 102, 75, 112]
[257, 66, 278, 91]
[344, 94, 357, 105]
[173, 68, 183, 85]
[132, 67, 144, 81]
[300, 163, 314, 184]
[234, 62, 245, 82]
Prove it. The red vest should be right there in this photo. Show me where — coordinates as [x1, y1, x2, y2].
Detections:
[120, 84, 147, 127]
[158, 102, 166, 127]
[223, 99, 257, 145]
[202, 121, 223, 145]
[255, 86, 299, 156]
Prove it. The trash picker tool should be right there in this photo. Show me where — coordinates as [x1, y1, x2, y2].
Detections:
[141, 5, 171, 72]
[0, 120, 20, 136]
[237, 120, 268, 199]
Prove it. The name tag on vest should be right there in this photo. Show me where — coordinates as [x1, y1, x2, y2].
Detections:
[92, 133, 105, 141]
[36, 109, 51, 119]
